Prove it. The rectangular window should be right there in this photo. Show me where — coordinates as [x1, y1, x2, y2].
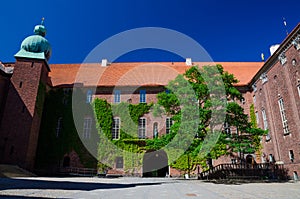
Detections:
[297, 84, 300, 97]
[255, 111, 259, 125]
[86, 90, 92, 103]
[56, 117, 63, 137]
[83, 117, 92, 139]
[253, 95, 256, 103]
[115, 157, 123, 169]
[262, 109, 270, 141]
[278, 98, 289, 135]
[289, 150, 294, 162]
[261, 109, 268, 130]
[112, 117, 120, 139]
[114, 90, 121, 103]
[166, 118, 173, 134]
[140, 90, 146, 103]
[138, 118, 146, 139]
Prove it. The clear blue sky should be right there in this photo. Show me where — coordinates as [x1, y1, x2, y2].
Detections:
[0, 0, 300, 64]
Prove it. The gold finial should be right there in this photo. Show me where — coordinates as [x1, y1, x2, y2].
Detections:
[41, 17, 45, 25]
[261, 53, 265, 62]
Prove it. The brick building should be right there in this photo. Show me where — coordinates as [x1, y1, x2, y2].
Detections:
[0, 21, 299, 179]
[250, 23, 300, 180]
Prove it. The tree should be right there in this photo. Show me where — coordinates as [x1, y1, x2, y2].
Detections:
[155, 65, 266, 172]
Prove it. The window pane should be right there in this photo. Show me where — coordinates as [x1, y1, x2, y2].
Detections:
[140, 90, 146, 103]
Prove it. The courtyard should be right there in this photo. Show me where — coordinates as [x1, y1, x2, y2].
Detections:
[0, 177, 299, 199]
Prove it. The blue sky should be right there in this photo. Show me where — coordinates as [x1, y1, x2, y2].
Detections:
[0, 0, 300, 64]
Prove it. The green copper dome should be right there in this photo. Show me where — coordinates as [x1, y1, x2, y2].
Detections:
[16, 21, 52, 61]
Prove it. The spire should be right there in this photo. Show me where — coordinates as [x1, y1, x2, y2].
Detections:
[34, 17, 47, 37]
[41, 17, 45, 25]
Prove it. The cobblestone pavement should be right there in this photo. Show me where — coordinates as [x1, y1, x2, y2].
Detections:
[0, 177, 299, 199]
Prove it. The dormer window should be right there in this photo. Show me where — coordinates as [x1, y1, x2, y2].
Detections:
[292, 36, 300, 50]
[252, 83, 257, 92]
[278, 53, 287, 65]
[260, 73, 268, 84]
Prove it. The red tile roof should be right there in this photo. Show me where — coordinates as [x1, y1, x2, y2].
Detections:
[49, 62, 263, 87]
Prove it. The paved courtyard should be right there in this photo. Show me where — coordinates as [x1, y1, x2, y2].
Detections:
[0, 177, 299, 199]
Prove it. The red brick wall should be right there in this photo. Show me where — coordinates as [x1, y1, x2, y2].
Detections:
[0, 59, 49, 170]
[254, 44, 300, 178]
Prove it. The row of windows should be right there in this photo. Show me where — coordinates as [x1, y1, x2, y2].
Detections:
[72, 117, 173, 140]
[254, 97, 290, 141]
[86, 89, 147, 104]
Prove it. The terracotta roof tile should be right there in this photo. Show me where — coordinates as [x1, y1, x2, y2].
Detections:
[49, 62, 263, 87]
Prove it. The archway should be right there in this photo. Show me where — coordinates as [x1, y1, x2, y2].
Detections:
[143, 150, 168, 177]
[246, 154, 254, 165]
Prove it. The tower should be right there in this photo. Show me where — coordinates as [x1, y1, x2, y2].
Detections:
[0, 20, 52, 170]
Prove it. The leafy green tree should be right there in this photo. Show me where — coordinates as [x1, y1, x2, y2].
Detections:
[154, 65, 266, 172]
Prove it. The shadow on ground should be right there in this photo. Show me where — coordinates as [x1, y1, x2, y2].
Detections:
[0, 177, 162, 191]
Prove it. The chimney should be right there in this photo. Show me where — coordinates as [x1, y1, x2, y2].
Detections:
[270, 44, 280, 55]
[185, 58, 192, 66]
[101, 59, 108, 67]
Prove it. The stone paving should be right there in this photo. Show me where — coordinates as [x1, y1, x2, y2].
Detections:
[0, 177, 299, 199]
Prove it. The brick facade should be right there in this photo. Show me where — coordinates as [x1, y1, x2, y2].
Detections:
[251, 25, 300, 179]
[0, 58, 49, 170]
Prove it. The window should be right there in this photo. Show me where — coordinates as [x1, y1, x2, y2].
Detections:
[19, 81, 23, 88]
[112, 117, 120, 139]
[115, 157, 123, 169]
[289, 150, 294, 162]
[261, 109, 268, 130]
[138, 118, 146, 139]
[56, 117, 63, 137]
[262, 109, 270, 141]
[86, 90, 92, 103]
[253, 95, 256, 103]
[292, 36, 300, 50]
[297, 84, 300, 97]
[139, 90, 146, 103]
[260, 73, 268, 84]
[278, 52, 287, 65]
[153, 122, 158, 138]
[224, 122, 231, 134]
[252, 84, 257, 92]
[83, 117, 92, 139]
[255, 111, 259, 125]
[292, 59, 297, 66]
[166, 118, 173, 134]
[278, 98, 289, 135]
[269, 154, 274, 163]
[114, 90, 121, 103]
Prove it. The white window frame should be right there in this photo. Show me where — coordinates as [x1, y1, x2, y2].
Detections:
[260, 73, 268, 84]
[83, 117, 92, 139]
[112, 117, 120, 140]
[297, 84, 300, 97]
[261, 109, 268, 130]
[86, 90, 93, 103]
[278, 98, 289, 135]
[114, 90, 121, 103]
[138, 118, 146, 139]
[139, 90, 146, 103]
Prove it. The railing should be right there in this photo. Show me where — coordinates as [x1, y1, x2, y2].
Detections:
[59, 167, 97, 177]
[199, 163, 287, 180]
